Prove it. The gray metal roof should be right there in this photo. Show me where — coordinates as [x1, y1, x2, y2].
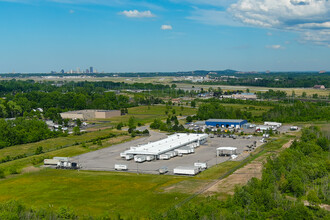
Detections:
[206, 119, 246, 123]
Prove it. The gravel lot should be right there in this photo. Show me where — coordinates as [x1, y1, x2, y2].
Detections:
[72, 130, 263, 175]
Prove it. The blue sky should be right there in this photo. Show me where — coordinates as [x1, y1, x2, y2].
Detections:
[0, 0, 329, 73]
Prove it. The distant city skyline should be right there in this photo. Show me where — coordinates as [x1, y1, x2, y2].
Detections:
[0, 0, 329, 72]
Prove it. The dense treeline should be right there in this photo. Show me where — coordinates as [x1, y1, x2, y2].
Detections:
[0, 118, 62, 149]
[0, 79, 171, 95]
[0, 80, 189, 120]
[262, 101, 330, 122]
[151, 126, 329, 219]
[256, 89, 287, 99]
[175, 72, 330, 88]
[197, 102, 253, 121]
[196, 101, 330, 123]
[0, 201, 78, 219]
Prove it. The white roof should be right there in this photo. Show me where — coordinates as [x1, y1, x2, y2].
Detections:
[217, 147, 237, 151]
[124, 133, 208, 156]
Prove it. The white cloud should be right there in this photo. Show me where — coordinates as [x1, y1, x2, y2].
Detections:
[119, 10, 155, 18]
[229, 0, 330, 46]
[161, 24, 173, 30]
[187, 8, 243, 26]
[266, 45, 285, 49]
[300, 30, 330, 47]
[171, 0, 233, 7]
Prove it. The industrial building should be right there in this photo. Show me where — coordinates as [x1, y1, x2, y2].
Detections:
[120, 133, 208, 162]
[205, 119, 248, 128]
[232, 93, 257, 100]
[60, 109, 121, 120]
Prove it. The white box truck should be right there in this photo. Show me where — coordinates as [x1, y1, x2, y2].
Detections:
[194, 162, 208, 170]
[114, 164, 128, 170]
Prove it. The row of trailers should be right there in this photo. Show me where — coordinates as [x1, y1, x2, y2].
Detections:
[115, 162, 208, 176]
[120, 133, 208, 163]
[121, 143, 198, 163]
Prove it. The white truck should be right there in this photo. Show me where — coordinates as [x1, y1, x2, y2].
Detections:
[114, 164, 128, 171]
[194, 162, 208, 170]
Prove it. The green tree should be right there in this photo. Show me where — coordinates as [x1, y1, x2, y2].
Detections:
[128, 116, 136, 130]
[76, 119, 82, 127]
[97, 139, 102, 146]
[73, 126, 80, 135]
[186, 116, 193, 123]
[35, 146, 43, 155]
[191, 100, 196, 108]
[116, 122, 123, 130]
[307, 190, 321, 207]
[302, 91, 307, 98]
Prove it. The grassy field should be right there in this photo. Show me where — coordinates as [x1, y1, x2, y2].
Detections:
[0, 128, 125, 160]
[0, 169, 190, 218]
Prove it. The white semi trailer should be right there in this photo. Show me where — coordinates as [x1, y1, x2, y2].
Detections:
[173, 166, 200, 176]
[44, 159, 60, 165]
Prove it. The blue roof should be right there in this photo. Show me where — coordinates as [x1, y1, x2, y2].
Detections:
[206, 119, 246, 123]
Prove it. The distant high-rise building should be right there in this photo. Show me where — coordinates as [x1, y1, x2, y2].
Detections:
[86, 69, 89, 73]
[90, 66, 93, 73]
[61, 69, 65, 74]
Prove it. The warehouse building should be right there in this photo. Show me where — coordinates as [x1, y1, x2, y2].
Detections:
[205, 119, 247, 128]
[120, 133, 208, 162]
[60, 110, 121, 120]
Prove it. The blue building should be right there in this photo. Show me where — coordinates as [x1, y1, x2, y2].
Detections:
[205, 119, 247, 128]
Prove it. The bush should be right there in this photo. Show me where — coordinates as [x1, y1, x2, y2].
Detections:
[0, 169, 4, 178]
[8, 167, 19, 175]
[116, 122, 123, 130]
[35, 146, 43, 155]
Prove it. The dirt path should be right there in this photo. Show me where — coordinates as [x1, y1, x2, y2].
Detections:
[204, 139, 294, 196]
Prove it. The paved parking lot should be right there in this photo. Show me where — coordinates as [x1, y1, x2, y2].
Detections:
[72, 132, 262, 175]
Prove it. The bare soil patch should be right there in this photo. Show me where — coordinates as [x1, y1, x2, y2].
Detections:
[204, 140, 293, 196]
